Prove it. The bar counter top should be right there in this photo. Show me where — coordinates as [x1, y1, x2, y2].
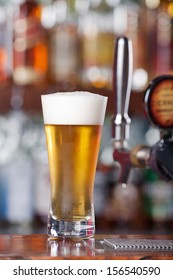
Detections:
[0, 234, 173, 260]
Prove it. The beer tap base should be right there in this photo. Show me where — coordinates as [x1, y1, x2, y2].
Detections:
[47, 214, 95, 239]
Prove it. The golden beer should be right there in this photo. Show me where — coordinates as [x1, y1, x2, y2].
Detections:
[45, 124, 102, 220]
[41, 91, 107, 238]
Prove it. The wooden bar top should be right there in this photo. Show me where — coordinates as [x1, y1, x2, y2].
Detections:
[0, 234, 173, 260]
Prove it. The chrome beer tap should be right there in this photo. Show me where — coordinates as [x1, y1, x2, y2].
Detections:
[112, 36, 133, 185]
[130, 75, 173, 181]
[112, 36, 173, 182]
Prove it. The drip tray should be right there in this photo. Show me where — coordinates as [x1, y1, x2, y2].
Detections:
[95, 238, 173, 252]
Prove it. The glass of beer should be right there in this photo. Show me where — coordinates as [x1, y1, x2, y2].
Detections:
[41, 91, 107, 238]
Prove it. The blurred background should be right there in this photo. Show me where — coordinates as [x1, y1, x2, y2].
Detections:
[0, 0, 173, 235]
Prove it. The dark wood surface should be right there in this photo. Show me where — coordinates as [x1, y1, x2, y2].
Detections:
[0, 234, 173, 260]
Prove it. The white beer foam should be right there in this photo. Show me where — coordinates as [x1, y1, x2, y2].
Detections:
[41, 91, 108, 125]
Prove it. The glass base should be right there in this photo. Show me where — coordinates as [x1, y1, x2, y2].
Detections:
[47, 215, 95, 238]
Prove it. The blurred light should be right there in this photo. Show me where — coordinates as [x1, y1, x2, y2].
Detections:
[106, 0, 121, 7]
[113, 5, 127, 34]
[132, 68, 148, 91]
[41, 5, 56, 29]
[54, 0, 67, 23]
[41, 0, 67, 28]
[83, 20, 98, 36]
[100, 146, 114, 166]
[145, 127, 160, 145]
[75, 0, 90, 15]
[145, 0, 160, 9]
[122, 183, 127, 189]
[86, 66, 109, 88]
[87, 66, 100, 81]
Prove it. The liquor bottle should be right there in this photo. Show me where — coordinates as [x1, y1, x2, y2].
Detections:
[139, 0, 158, 82]
[12, 0, 48, 86]
[0, 2, 12, 84]
[0, 111, 34, 229]
[47, 0, 79, 90]
[124, 0, 148, 91]
[79, 0, 115, 89]
[141, 0, 173, 81]
[155, 0, 173, 76]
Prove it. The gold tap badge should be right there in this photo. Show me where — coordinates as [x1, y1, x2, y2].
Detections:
[144, 75, 173, 129]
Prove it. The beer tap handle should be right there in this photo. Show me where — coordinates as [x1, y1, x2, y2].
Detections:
[112, 37, 133, 184]
[112, 36, 133, 147]
[112, 40, 173, 183]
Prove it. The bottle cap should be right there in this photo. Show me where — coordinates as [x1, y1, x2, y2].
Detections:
[144, 75, 173, 129]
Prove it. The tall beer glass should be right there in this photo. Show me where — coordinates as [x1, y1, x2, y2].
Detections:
[41, 91, 107, 238]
